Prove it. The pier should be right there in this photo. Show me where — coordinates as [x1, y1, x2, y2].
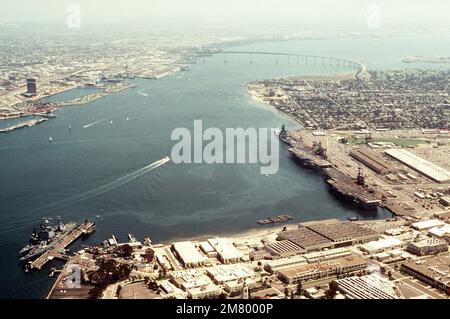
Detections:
[29, 220, 95, 270]
[0, 117, 48, 133]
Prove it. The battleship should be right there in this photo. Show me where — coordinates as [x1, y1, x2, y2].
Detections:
[19, 218, 77, 262]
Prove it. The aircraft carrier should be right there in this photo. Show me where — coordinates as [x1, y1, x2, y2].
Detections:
[325, 167, 381, 210]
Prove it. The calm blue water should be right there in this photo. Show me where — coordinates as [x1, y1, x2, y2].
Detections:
[1, 35, 449, 298]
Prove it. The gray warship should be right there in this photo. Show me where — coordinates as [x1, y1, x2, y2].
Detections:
[19, 217, 77, 262]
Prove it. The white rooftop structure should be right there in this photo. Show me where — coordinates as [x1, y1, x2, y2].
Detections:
[206, 264, 254, 284]
[199, 241, 215, 254]
[412, 219, 445, 231]
[303, 247, 351, 263]
[265, 255, 307, 272]
[429, 224, 450, 237]
[208, 238, 244, 263]
[173, 241, 208, 268]
[384, 149, 450, 183]
[187, 284, 221, 299]
[360, 237, 403, 254]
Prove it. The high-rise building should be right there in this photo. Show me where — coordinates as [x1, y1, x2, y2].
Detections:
[26, 78, 37, 95]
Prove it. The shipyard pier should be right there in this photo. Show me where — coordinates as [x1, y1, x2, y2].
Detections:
[20, 218, 95, 271]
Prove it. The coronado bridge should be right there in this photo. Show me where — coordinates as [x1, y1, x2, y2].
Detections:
[196, 50, 370, 80]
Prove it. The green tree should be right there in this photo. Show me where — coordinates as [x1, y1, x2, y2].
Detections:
[324, 281, 339, 300]
[142, 248, 155, 263]
[87, 258, 135, 299]
[296, 281, 304, 295]
[115, 244, 134, 259]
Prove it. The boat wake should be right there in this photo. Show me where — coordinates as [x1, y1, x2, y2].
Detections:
[83, 118, 109, 128]
[46, 156, 171, 210]
[138, 92, 148, 97]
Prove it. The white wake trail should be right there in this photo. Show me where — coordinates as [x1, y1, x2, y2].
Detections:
[47, 156, 170, 210]
[83, 118, 109, 128]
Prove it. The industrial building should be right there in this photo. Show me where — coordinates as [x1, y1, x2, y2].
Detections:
[428, 224, 450, 241]
[359, 237, 404, 254]
[172, 241, 208, 268]
[277, 221, 379, 252]
[440, 197, 450, 207]
[277, 255, 368, 284]
[349, 148, 395, 175]
[306, 221, 380, 246]
[169, 269, 211, 291]
[207, 238, 244, 264]
[264, 255, 307, 273]
[412, 219, 445, 231]
[303, 247, 352, 263]
[277, 226, 333, 251]
[333, 273, 398, 299]
[265, 240, 305, 257]
[206, 265, 254, 285]
[401, 255, 450, 295]
[384, 149, 450, 183]
[407, 237, 448, 256]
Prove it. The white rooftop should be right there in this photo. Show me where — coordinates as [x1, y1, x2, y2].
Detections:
[385, 149, 450, 183]
[412, 219, 445, 230]
[173, 241, 208, 265]
[360, 237, 403, 253]
[429, 224, 450, 237]
[208, 238, 244, 261]
[206, 264, 254, 283]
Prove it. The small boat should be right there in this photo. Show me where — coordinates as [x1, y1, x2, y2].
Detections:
[347, 216, 359, 222]
[110, 120, 113, 125]
[68, 125, 72, 131]
[48, 136, 53, 143]
[126, 117, 129, 121]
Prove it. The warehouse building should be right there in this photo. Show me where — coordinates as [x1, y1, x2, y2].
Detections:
[277, 221, 379, 252]
[208, 238, 244, 264]
[206, 265, 255, 285]
[277, 226, 333, 251]
[333, 273, 398, 299]
[265, 240, 305, 257]
[359, 237, 404, 254]
[407, 237, 448, 256]
[349, 149, 395, 175]
[306, 221, 380, 247]
[384, 149, 450, 183]
[401, 256, 450, 295]
[277, 255, 368, 284]
[172, 241, 208, 268]
[303, 247, 352, 263]
[412, 219, 445, 231]
[264, 255, 307, 273]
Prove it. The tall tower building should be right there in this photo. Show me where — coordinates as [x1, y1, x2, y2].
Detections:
[26, 78, 37, 95]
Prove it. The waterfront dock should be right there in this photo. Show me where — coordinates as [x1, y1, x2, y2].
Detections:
[0, 117, 47, 133]
[29, 220, 95, 270]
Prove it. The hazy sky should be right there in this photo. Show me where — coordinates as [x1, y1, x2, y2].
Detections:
[1, 0, 449, 31]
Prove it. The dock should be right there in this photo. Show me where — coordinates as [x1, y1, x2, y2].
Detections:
[257, 215, 293, 225]
[29, 220, 95, 270]
[0, 117, 47, 133]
